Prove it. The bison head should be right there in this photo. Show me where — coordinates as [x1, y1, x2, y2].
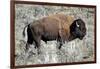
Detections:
[70, 19, 86, 40]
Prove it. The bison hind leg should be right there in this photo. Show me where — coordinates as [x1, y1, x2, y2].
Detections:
[25, 43, 30, 53]
[34, 36, 41, 54]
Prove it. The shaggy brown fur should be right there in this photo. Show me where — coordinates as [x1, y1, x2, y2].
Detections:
[30, 14, 74, 42]
[23, 14, 86, 54]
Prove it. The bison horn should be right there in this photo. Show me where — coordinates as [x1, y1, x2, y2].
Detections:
[76, 21, 80, 27]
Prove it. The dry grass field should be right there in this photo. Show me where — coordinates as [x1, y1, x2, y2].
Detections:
[15, 4, 95, 65]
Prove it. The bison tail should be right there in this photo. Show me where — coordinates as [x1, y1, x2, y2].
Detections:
[22, 24, 29, 37]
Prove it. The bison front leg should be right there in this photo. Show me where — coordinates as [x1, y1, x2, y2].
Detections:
[58, 28, 69, 49]
[58, 42, 63, 49]
[57, 38, 64, 49]
[58, 30, 66, 49]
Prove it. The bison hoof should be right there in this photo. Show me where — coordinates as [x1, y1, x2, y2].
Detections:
[37, 50, 42, 54]
[58, 46, 62, 49]
[34, 46, 37, 49]
[37, 52, 41, 54]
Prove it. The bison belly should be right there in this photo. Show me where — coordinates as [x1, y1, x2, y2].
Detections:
[41, 31, 59, 41]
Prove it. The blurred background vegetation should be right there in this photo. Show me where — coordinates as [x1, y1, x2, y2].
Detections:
[15, 4, 95, 65]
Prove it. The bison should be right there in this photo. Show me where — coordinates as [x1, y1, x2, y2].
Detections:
[23, 14, 86, 54]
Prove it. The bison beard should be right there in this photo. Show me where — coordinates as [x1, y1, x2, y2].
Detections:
[23, 14, 86, 54]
